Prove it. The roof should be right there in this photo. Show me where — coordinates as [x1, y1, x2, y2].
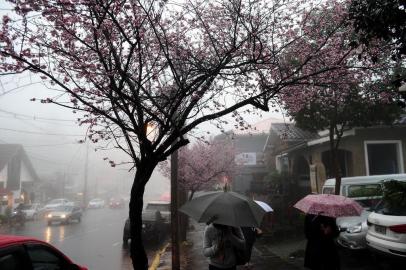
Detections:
[234, 117, 285, 135]
[0, 234, 42, 248]
[147, 200, 170, 205]
[270, 123, 320, 142]
[0, 235, 74, 263]
[0, 144, 22, 172]
[323, 174, 406, 187]
[233, 133, 269, 153]
[0, 144, 39, 181]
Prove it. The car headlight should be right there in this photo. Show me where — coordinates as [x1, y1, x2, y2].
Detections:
[142, 224, 146, 228]
[61, 214, 66, 219]
[47, 214, 53, 218]
[346, 224, 362, 234]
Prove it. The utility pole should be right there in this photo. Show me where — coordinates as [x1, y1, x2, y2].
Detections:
[171, 147, 180, 270]
[83, 142, 89, 208]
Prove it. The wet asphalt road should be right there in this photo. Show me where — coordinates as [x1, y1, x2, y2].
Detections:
[3, 207, 160, 270]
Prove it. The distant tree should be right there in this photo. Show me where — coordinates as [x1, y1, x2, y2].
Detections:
[280, 1, 403, 195]
[161, 140, 236, 201]
[349, 0, 406, 61]
[0, 1, 377, 268]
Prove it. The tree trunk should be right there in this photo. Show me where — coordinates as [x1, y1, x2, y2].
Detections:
[171, 149, 180, 270]
[129, 163, 156, 270]
[178, 188, 188, 242]
[329, 126, 341, 195]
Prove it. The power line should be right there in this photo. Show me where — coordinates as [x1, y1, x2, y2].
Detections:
[24, 143, 80, 147]
[0, 108, 76, 122]
[0, 127, 85, 137]
[0, 114, 77, 127]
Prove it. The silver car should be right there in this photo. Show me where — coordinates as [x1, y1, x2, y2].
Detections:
[336, 210, 371, 249]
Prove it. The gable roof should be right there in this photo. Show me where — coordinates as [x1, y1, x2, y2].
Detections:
[0, 144, 22, 172]
[270, 123, 320, 142]
[0, 144, 39, 181]
[233, 117, 285, 135]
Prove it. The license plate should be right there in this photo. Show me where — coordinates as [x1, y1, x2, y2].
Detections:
[375, 225, 386, 234]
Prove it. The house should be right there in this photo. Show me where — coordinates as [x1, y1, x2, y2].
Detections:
[264, 118, 406, 193]
[216, 118, 284, 195]
[0, 144, 40, 212]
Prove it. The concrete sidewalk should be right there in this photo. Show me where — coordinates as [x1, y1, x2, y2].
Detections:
[154, 221, 306, 270]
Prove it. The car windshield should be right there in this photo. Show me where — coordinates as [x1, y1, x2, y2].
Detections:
[146, 204, 169, 212]
[54, 206, 72, 212]
[18, 204, 33, 210]
[48, 199, 63, 204]
[374, 201, 406, 216]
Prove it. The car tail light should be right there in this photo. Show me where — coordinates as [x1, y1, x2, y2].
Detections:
[389, 224, 406, 234]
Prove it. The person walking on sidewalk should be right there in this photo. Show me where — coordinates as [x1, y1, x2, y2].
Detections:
[319, 216, 340, 270]
[203, 222, 246, 270]
[304, 214, 322, 270]
[304, 214, 340, 270]
[241, 226, 262, 269]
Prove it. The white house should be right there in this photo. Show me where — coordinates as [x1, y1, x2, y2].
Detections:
[0, 144, 39, 213]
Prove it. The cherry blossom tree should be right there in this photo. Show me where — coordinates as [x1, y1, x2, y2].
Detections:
[279, 1, 403, 194]
[162, 140, 236, 200]
[0, 0, 370, 268]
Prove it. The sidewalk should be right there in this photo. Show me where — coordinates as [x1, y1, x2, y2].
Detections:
[154, 221, 306, 270]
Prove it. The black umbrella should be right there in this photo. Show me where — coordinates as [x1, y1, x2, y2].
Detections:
[179, 190, 266, 227]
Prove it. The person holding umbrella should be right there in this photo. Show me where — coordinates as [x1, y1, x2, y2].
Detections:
[294, 194, 363, 270]
[203, 218, 245, 270]
[179, 188, 267, 270]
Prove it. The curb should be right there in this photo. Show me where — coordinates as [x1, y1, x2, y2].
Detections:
[149, 243, 170, 270]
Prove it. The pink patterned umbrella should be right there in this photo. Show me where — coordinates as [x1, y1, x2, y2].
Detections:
[294, 194, 363, 218]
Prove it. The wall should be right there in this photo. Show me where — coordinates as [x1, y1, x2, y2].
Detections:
[20, 161, 36, 183]
[287, 126, 406, 192]
[0, 165, 7, 188]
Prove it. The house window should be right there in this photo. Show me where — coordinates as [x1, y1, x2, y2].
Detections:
[364, 141, 404, 175]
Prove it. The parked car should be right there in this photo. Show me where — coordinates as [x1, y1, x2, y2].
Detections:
[109, 197, 125, 209]
[123, 201, 170, 245]
[43, 198, 74, 212]
[47, 206, 82, 225]
[88, 198, 105, 209]
[366, 200, 406, 258]
[0, 234, 88, 270]
[18, 203, 42, 220]
[322, 174, 406, 250]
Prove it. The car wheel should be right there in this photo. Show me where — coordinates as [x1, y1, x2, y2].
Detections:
[47, 221, 52, 226]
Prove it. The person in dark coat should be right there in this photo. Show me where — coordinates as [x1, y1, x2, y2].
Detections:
[241, 227, 263, 268]
[319, 216, 340, 270]
[304, 214, 322, 270]
[304, 214, 340, 270]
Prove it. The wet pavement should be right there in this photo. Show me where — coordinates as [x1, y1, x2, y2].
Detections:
[1, 207, 162, 270]
[179, 221, 405, 270]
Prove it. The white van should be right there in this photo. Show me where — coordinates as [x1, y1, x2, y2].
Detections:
[321, 174, 406, 250]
